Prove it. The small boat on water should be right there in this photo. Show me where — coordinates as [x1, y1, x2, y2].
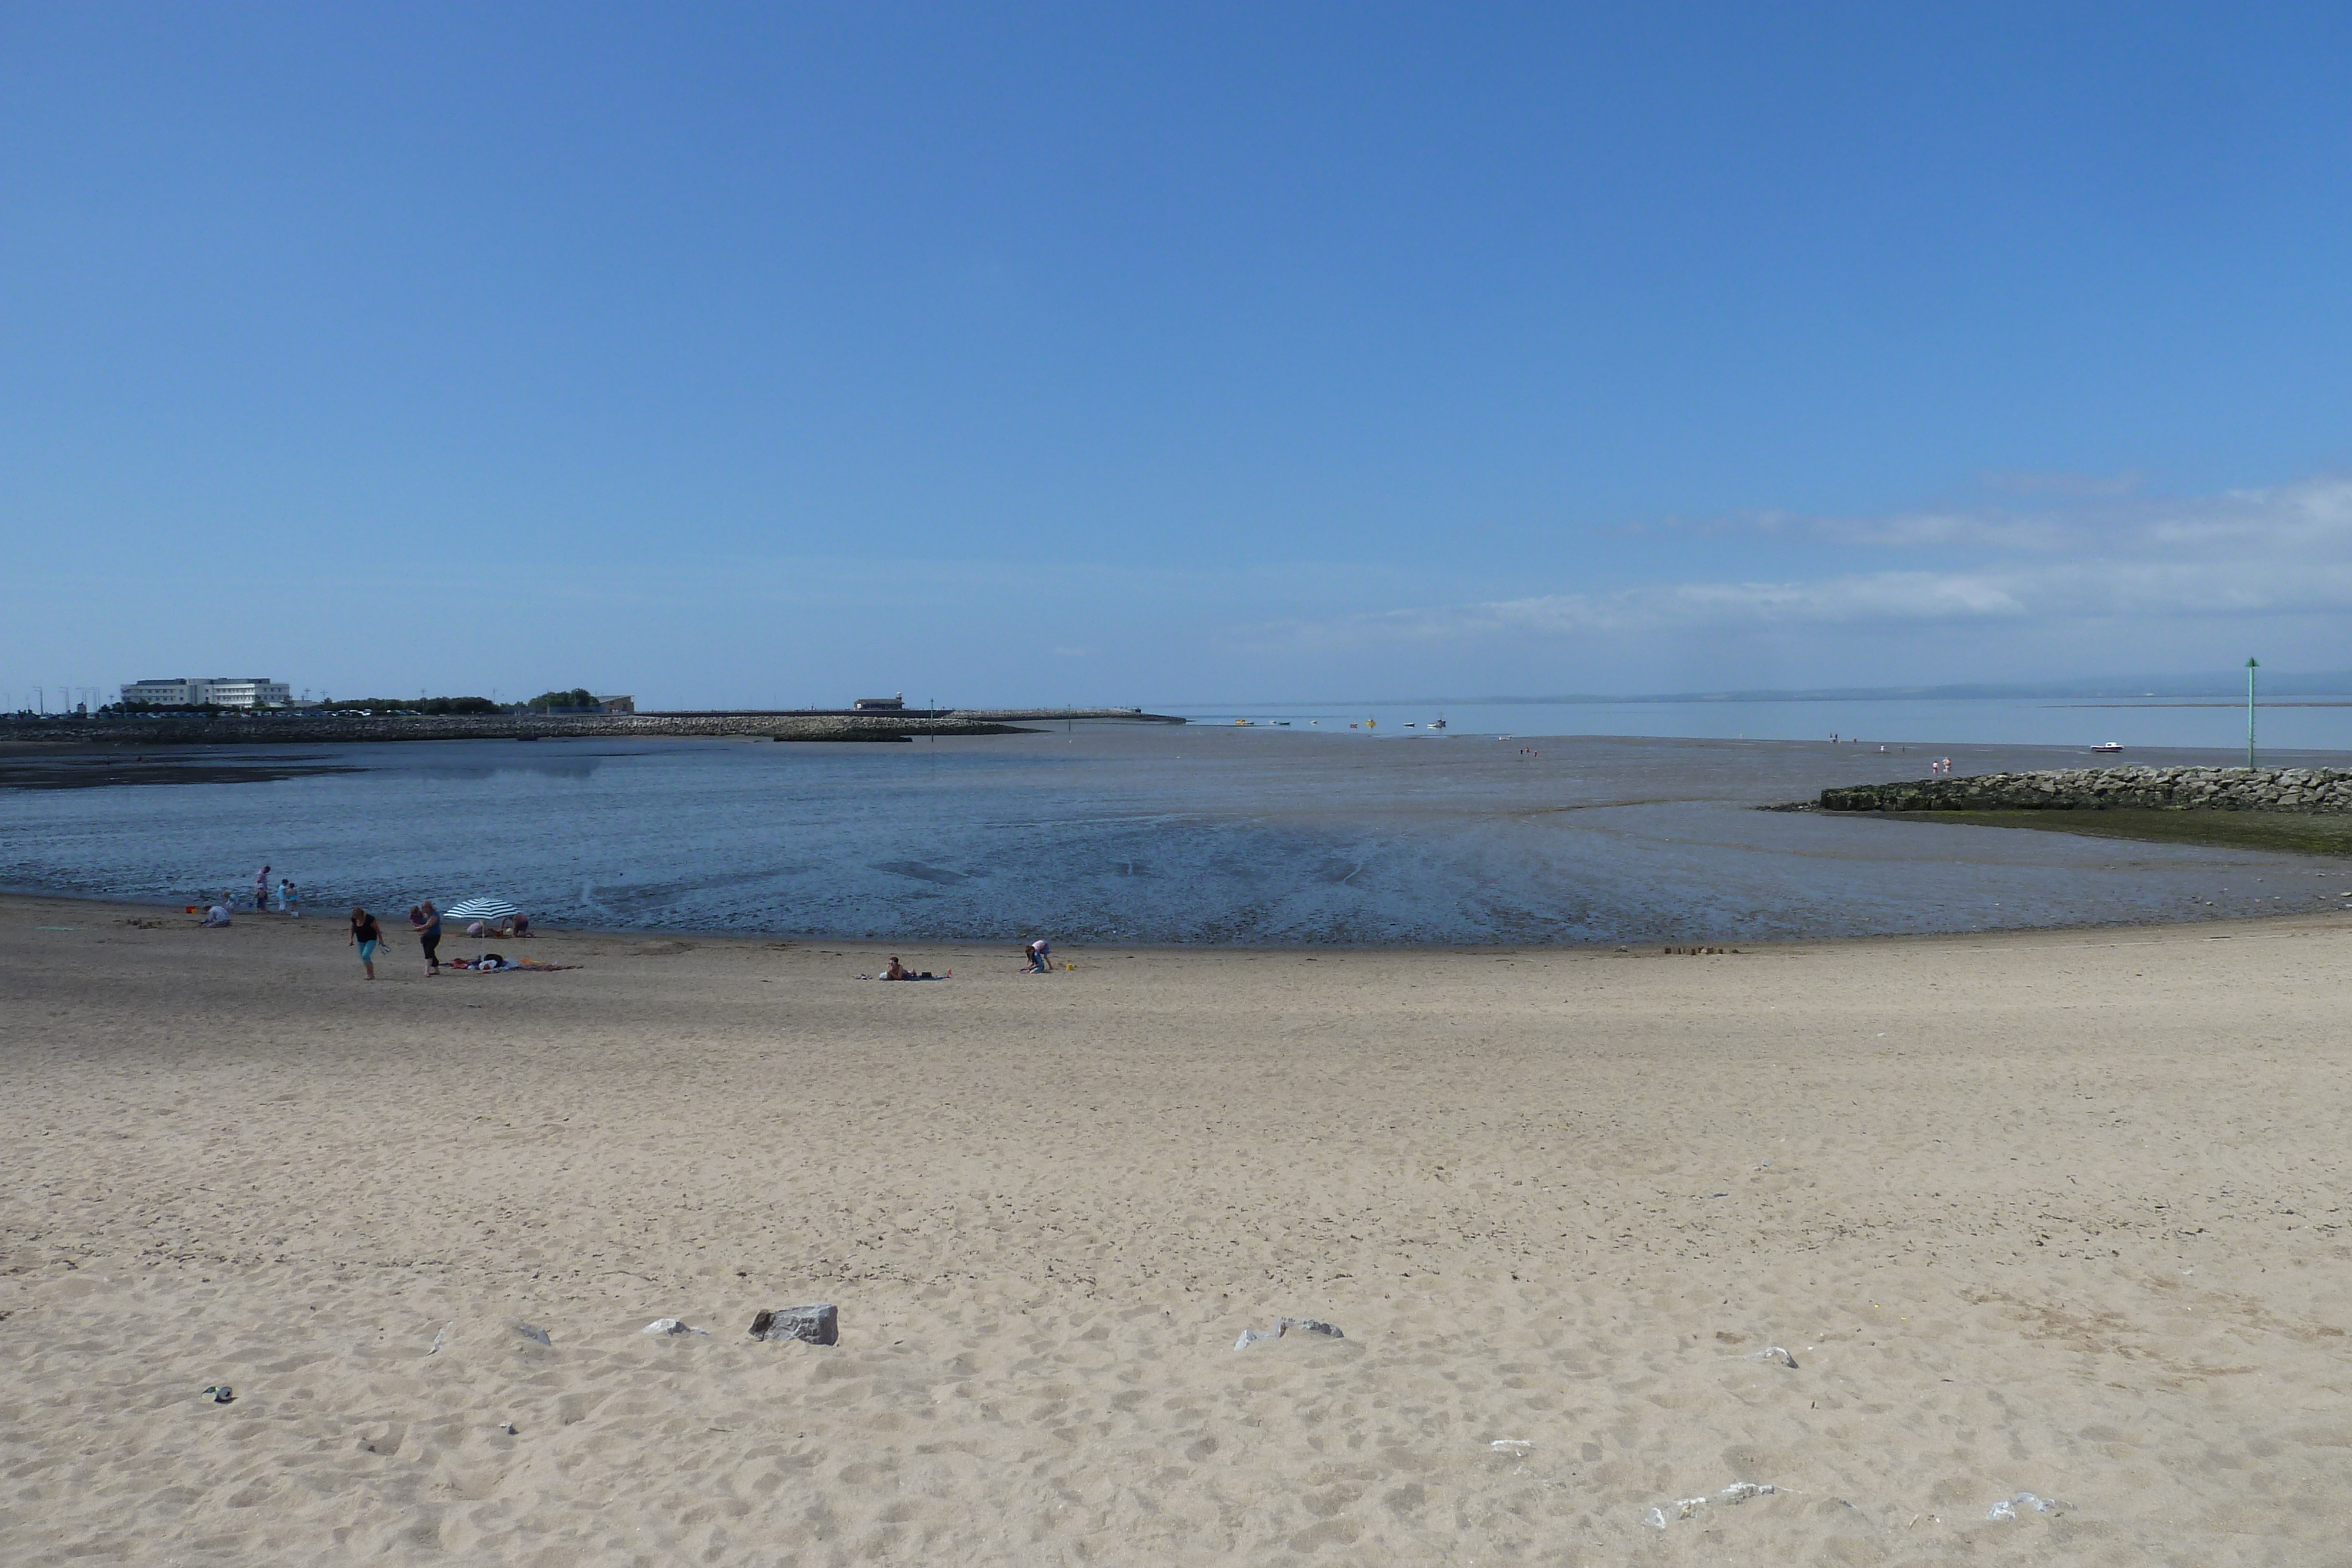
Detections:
[2090, 741, 2124, 753]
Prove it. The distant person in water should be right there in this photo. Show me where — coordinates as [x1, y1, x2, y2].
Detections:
[1022, 939, 1051, 973]
[281, 878, 299, 916]
[350, 907, 383, 981]
[254, 864, 272, 911]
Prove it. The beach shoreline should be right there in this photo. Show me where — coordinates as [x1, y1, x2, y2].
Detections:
[7, 877, 2349, 954]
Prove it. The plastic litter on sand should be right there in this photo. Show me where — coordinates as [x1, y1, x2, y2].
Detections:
[1234, 1316, 1346, 1350]
[1645, 1482, 1776, 1527]
[1987, 1491, 2064, 1521]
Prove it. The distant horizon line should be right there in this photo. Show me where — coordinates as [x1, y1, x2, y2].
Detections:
[1155, 671, 2352, 708]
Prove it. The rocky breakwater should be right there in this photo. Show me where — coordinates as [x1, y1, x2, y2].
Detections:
[1818, 765, 2352, 814]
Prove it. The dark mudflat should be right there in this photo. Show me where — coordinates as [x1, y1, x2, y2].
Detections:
[0, 750, 362, 791]
[1865, 807, 2352, 858]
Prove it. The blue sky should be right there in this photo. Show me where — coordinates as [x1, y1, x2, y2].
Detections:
[5, 3, 2350, 708]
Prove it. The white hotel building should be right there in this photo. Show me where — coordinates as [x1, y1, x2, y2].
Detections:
[121, 677, 292, 708]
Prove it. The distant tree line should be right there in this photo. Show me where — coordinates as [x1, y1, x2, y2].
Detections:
[526, 687, 603, 711]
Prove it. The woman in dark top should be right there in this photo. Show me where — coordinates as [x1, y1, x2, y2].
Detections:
[410, 900, 443, 976]
[349, 907, 383, 981]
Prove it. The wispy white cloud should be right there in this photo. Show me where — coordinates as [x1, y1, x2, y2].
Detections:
[1671, 474, 2352, 557]
[1249, 473, 2352, 656]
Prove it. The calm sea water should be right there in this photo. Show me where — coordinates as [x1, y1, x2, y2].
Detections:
[1164, 695, 2352, 750]
[5, 707, 2351, 945]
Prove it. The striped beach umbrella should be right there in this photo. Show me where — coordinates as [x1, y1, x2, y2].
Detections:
[441, 897, 520, 922]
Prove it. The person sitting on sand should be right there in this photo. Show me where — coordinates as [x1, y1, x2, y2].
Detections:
[511, 912, 530, 937]
[1021, 938, 1050, 974]
[201, 904, 232, 927]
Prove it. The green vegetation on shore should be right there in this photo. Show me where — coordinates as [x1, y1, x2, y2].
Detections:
[1880, 808, 2352, 858]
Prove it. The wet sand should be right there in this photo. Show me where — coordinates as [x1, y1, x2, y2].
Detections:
[4, 892, 2348, 1564]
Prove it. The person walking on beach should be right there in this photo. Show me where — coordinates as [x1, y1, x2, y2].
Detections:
[255, 864, 272, 912]
[350, 906, 383, 981]
[411, 900, 443, 976]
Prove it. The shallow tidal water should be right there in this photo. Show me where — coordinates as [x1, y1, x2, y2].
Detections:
[5, 724, 2351, 944]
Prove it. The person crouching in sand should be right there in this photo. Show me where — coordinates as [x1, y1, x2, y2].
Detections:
[350, 907, 383, 981]
[1021, 938, 1051, 973]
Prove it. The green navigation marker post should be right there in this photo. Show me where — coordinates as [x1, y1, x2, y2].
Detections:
[2245, 657, 2259, 769]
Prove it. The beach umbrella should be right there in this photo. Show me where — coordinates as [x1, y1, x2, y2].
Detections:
[442, 897, 520, 922]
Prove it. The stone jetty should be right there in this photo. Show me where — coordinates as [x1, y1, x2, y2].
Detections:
[1818, 765, 2352, 814]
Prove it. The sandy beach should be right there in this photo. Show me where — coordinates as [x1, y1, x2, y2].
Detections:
[4, 893, 2348, 1566]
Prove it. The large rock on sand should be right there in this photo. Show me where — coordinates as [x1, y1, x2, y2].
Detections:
[749, 1304, 838, 1346]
